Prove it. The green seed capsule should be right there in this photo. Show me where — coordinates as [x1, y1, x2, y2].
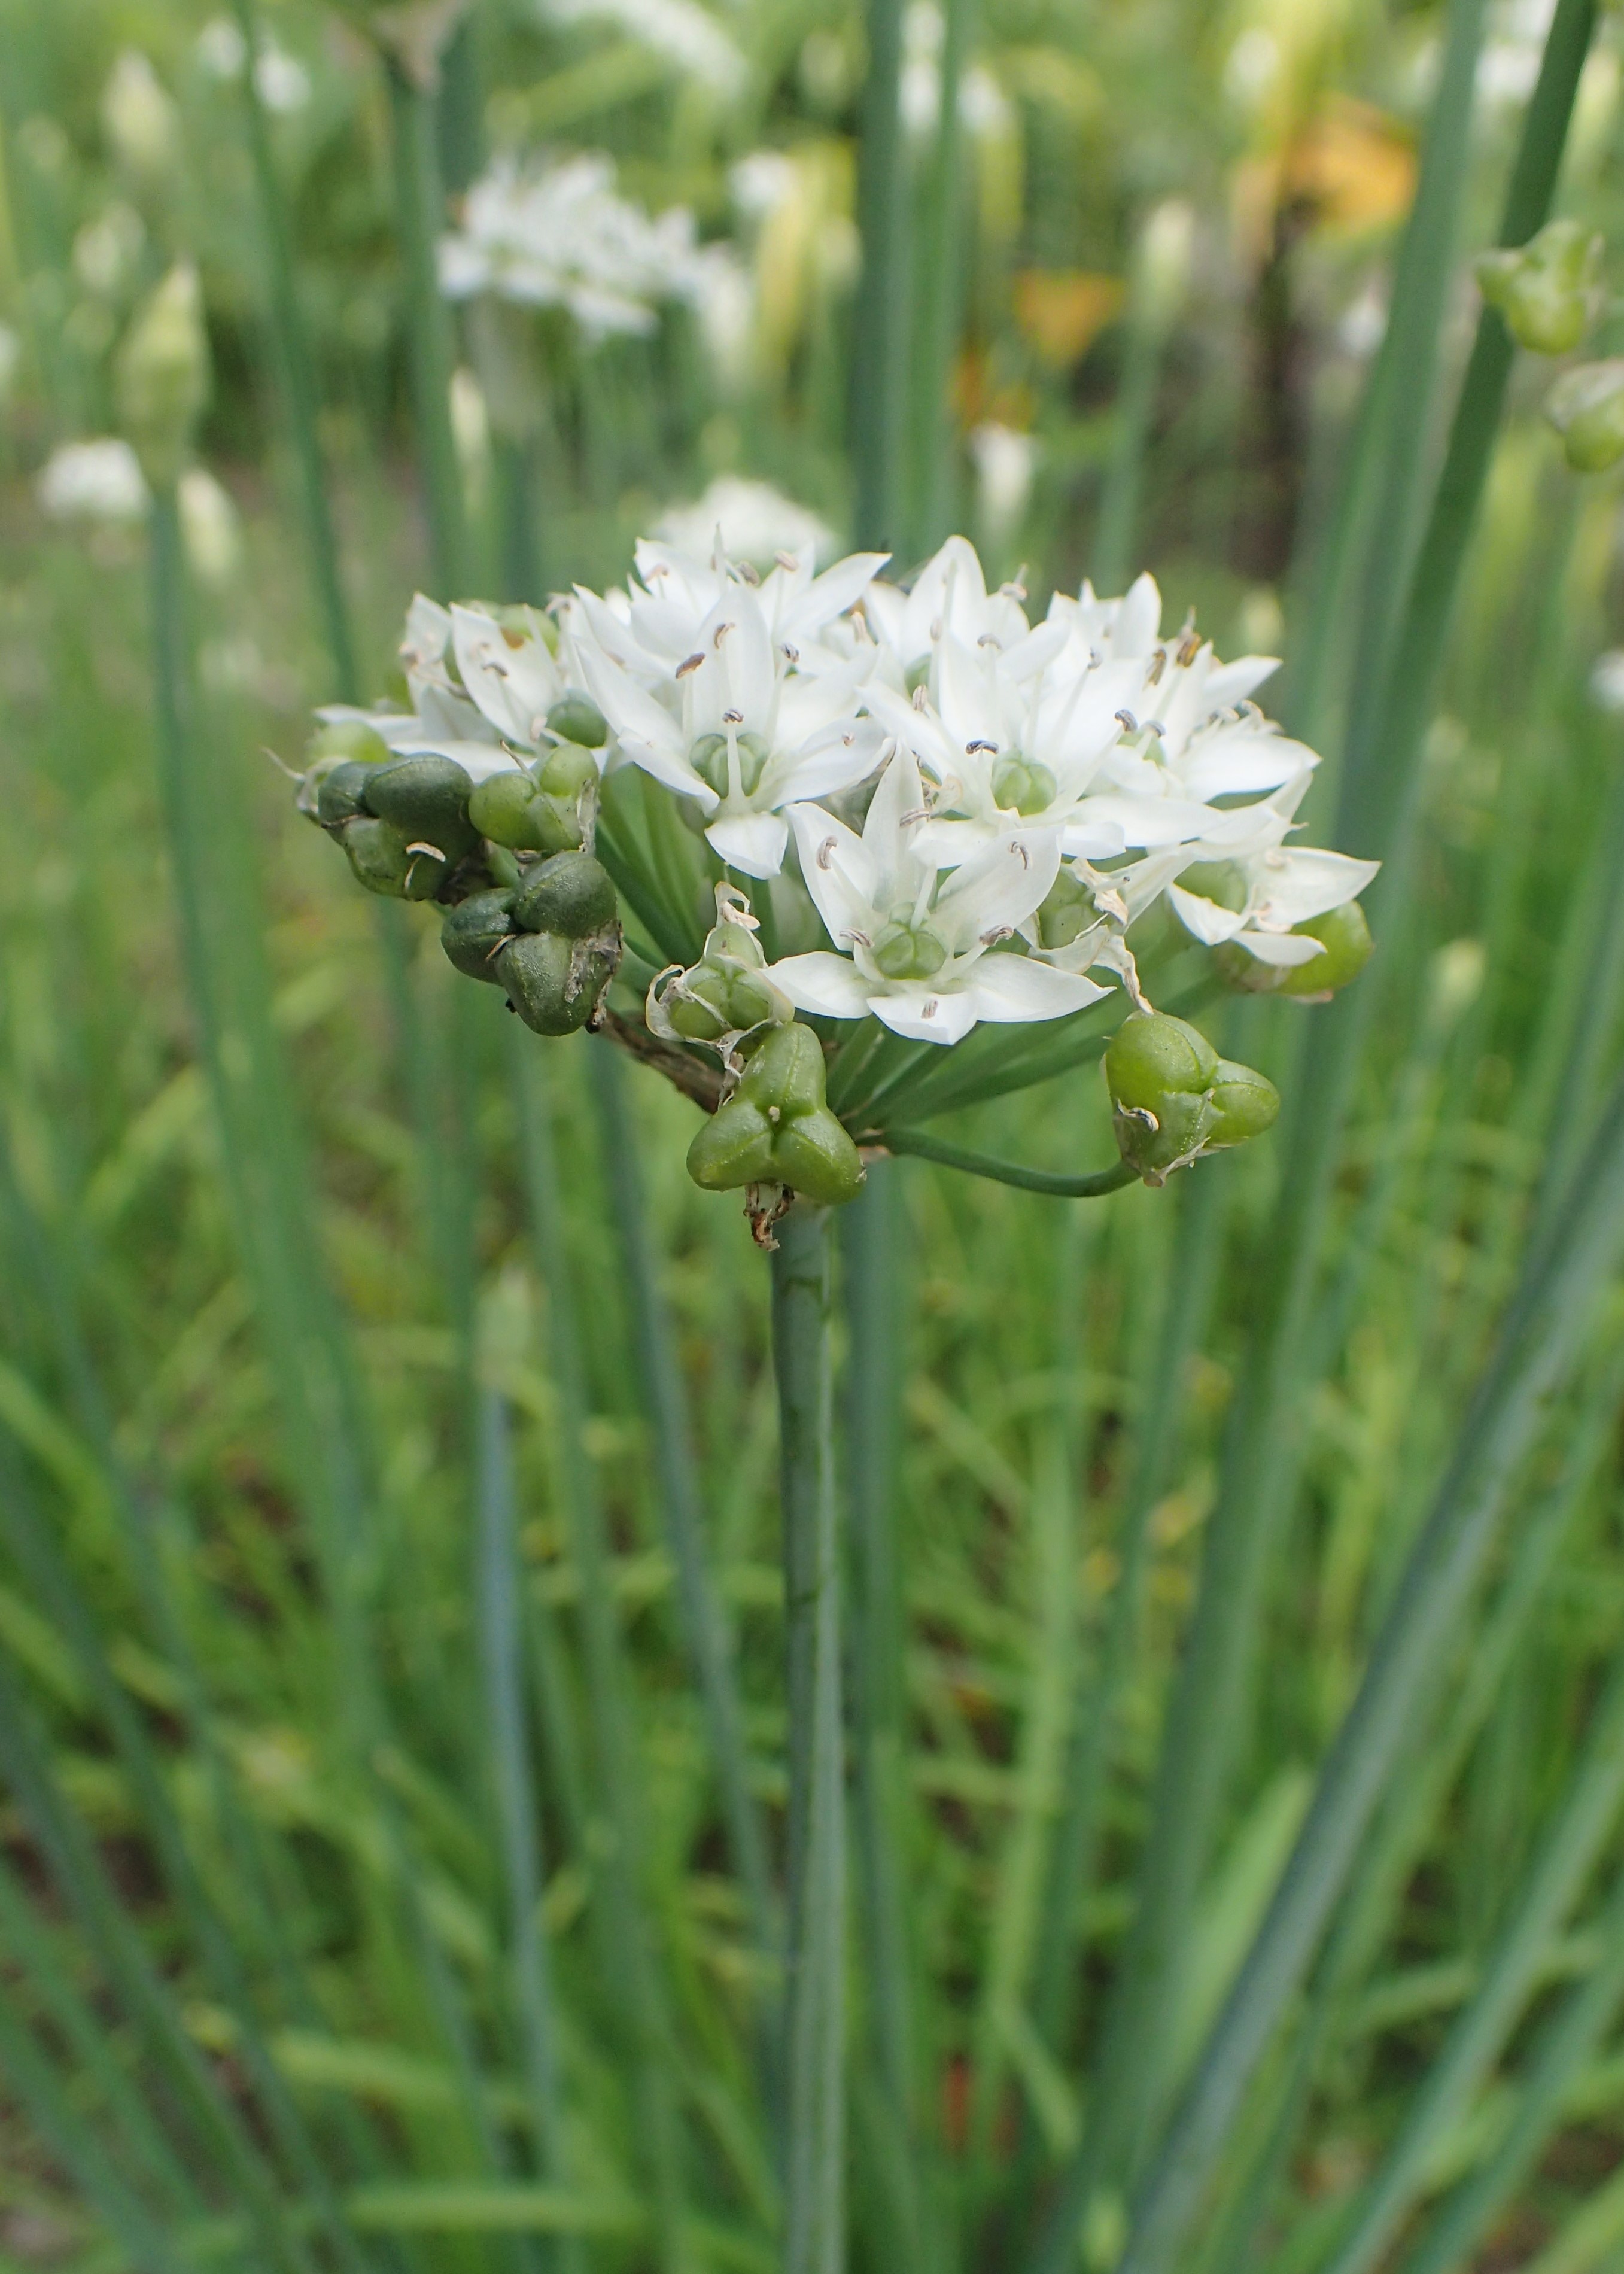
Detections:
[537, 743, 599, 799]
[510, 850, 618, 940]
[689, 729, 771, 798]
[442, 889, 516, 984]
[669, 973, 732, 1043]
[546, 694, 609, 749]
[363, 753, 475, 846]
[1105, 1011, 1219, 1182]
[469, 769, 551, 851]
[990, 753, 1058, 815]
[685, 1019, 864, 1204]
[317, 760, 373, 828]
[341, 816, 448, 901]
[1206, 1058, 1280, 1147]
[1105, 1012, 1218, 1112]
[497, 929, 616, 1035]
[1545, 359, 1624, 474]
[1477, 219, 1600, 357]
[1276, 901, 1373, 996]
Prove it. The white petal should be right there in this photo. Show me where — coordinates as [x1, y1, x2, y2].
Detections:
[786, 802, 878, 944]
[1237, 929, 1327, 968]
[1205, 655, 1280, 709]
[872, 986, 983, 1045]
[707, 808, 790, 877]
[932, 831, 1060, 954]
[781, 551, 889, 642]
[1249, 849, 1380, 929]
[770, 951, 875, 1019]
[768, 725, 887, 808]
[1109, 572, 1161, 658]
[1168, 884, 1248, 945]
[1180, 728, 1317, 802]
[622, 734, 718, 808]
[956, 954, 1108, 1023]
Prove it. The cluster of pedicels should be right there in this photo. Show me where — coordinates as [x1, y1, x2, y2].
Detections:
[291, 533, 1377, 1224]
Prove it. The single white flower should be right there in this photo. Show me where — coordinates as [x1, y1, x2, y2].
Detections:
[576, 572, 883, 876]
[768, 747, 1106, 1043]
[1166, 781, 1380, 969]
[37, 438, 149, 523]
[871, 624, 1218, 866]
[863, 534, 1032, 682]
[539, 0, 747, 98]
[573, 536, 886, 688]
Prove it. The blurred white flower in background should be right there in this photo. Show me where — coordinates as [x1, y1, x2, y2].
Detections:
[685, 244, 755, 394]
[38, 438, 149, 523]
[969, 423, 1036, 555]
[101, 51, 179, 178]
[1589, 649, 1624, 712]
[196, 15, 310, 106]
[539, 0, 747, 97]
[652, 478, 837, 568]
[449, 366, 491, 501]
[440, 153, 713, 341]
[178, 467, 242, 585]
[197, 16, 248, 75]
[899, 3, 1012, 141]
[72, 202, 146, 298]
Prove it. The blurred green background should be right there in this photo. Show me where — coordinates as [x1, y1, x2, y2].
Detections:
[5, 1, 1624, 2270]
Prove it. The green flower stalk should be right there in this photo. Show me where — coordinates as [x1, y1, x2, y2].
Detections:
[115, 263, 209, 491]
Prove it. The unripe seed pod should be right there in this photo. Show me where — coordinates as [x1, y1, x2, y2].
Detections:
[497, 929, 616, 1035]
[363, 752, 475, 846]
[469, 769, 552, 851]
[342, 816, 448, 901]
[1105, 1012, 1219, 1183]
[1477, 219, 1601, 357]
[442, 889, 516, 984]
[1544, 359, 1624, 473]
[1276, 901, 1373, 997]
[317, 760, 373, 828]
[872, 921, 948, 980]
[668, 972, 732, 1043]
[510, 849, 617, 940]
[1206, 1058, 1280, 1148]
[538, 743, 599, 799]
[1105, 1012, 1218, 1112]
[546, 694, 609, 749]
[685, 1019, 863, 1205]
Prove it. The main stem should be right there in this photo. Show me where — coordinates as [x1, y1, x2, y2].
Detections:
[772, 1208, 846, 2274]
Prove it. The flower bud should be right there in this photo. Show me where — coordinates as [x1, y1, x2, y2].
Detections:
[114, 263, 209, 488]
[1205, 1059, 1279, 1148]
[340, 816, 449, 901]
[686, 1021, 865, 1206]
[546, 695, 609, 750]
[1477, 219, 1601, 357]
[442, 889, 516, 983]
[1105, 1011, 1218, 1182]
[510, 850, 618, 940]
[1544, 359, 1624, 473]
[497, 929, 617, 1035]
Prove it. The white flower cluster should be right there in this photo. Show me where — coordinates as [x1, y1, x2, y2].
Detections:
[439, 151, 742, 343]
[354, 533, 1376, 1047]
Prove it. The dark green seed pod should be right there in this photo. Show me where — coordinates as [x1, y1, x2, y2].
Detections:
[510, 849, 618, 940]
[1206, 1058, 1280, 1147]
[686, 1096, 776, 1191]
[738, 1021, 830, 1118]
[769, 1109, 865, 1206]
[685, 1019, 864, 1205]
[546, 694, 609, 749]
[442, 889, 516, 984]
[341, 816, 448, 901]
[317, 760, 373, 828]
[363, 753, 474, 844]
[497, 928, 615, 1035]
